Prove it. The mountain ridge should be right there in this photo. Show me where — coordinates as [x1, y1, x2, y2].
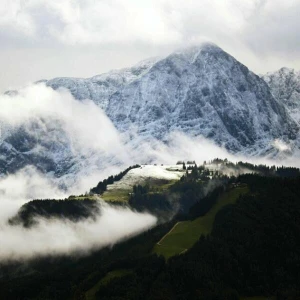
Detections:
[106, 43, 298, 154]
[262, 67, 300, 124]
[45, 57, 159, 109]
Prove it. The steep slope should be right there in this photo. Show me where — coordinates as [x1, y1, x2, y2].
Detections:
[263, 67, 300, 124]
[45, 58, 158, 109]
[107, 44, 298, 155]
[0, 84, 126, 187]
[0, 118, 121, 186]
[0, 123, 73, 176]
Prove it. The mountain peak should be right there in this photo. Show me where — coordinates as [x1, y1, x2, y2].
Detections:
[279, 67, 295, 74]
[168, 42, 223, 63]
[265, 67, 299, 78]
[263, 67, 300, 124]
[106, 43, 298, 154]
[175, 42, 221, 53]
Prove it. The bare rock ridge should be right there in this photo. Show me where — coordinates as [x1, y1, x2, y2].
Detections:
[262, 67, 300, 124]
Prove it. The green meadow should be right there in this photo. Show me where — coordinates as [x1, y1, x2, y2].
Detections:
[153, 185, 249, 259]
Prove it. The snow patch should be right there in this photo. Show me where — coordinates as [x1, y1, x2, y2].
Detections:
[106, 165, 184, 191]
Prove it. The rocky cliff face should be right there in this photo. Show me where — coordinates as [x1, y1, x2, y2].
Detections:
[263, 67, 300, 124]
[45, 58, 158, 109]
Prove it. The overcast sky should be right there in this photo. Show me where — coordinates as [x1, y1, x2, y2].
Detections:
[1, 0, 300, 92]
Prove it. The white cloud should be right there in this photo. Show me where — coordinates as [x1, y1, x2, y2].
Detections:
[46, 0, 181, 45]
[0, 0, 36, 36]
[0, 83, 124, 155]
[0, 197, 156, 262]
[1, 0, 300, 91]
[243, 0, 300, 57]
[0, 166, 67, 221]
[272, 139, 291, 152]
[2, 0, 296, 49]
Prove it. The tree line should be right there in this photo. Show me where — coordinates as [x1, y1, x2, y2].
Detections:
[90, 165, 140, 194]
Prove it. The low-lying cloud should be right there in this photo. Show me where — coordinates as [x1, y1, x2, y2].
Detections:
[0, 163, 156, 262]
[0, 201, 156, 262]
[272, 138, 291, 152]
[0, 84, 124, 155]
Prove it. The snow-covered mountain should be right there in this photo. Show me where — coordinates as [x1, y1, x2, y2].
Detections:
[263, 67, 300, 124]
[1, 43, 299, 183]
[106, 44, 298, 155]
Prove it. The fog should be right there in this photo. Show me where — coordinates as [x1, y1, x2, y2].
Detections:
[0, 165, 67, 222]
[2, 0, 300, 92]
[0, 163, 156, 262]
[0, 201, 156, 262]
[0, 84, 125, 156]
[0, 84, 299, 262]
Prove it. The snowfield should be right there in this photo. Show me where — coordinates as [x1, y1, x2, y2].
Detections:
[106, 165, 184, 191]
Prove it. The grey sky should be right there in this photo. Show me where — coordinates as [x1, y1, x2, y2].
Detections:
[1, 0, 300, 92]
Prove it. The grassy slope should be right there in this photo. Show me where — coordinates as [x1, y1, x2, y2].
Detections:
[101, 179, 178, 202]
[68, 191, 130, 202]
[101, 189, 130, 202]
[68, 195, 98, 201]
[85, 269, 133, 300]
[71, 165, 183, 202]
[153, 185, 249, 259]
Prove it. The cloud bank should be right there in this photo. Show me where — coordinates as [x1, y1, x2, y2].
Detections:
[2, 0, 299, 54]
[0, 201, 156, 262]
[0, 84, 123, 155]
[1, 0, 300, 91]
